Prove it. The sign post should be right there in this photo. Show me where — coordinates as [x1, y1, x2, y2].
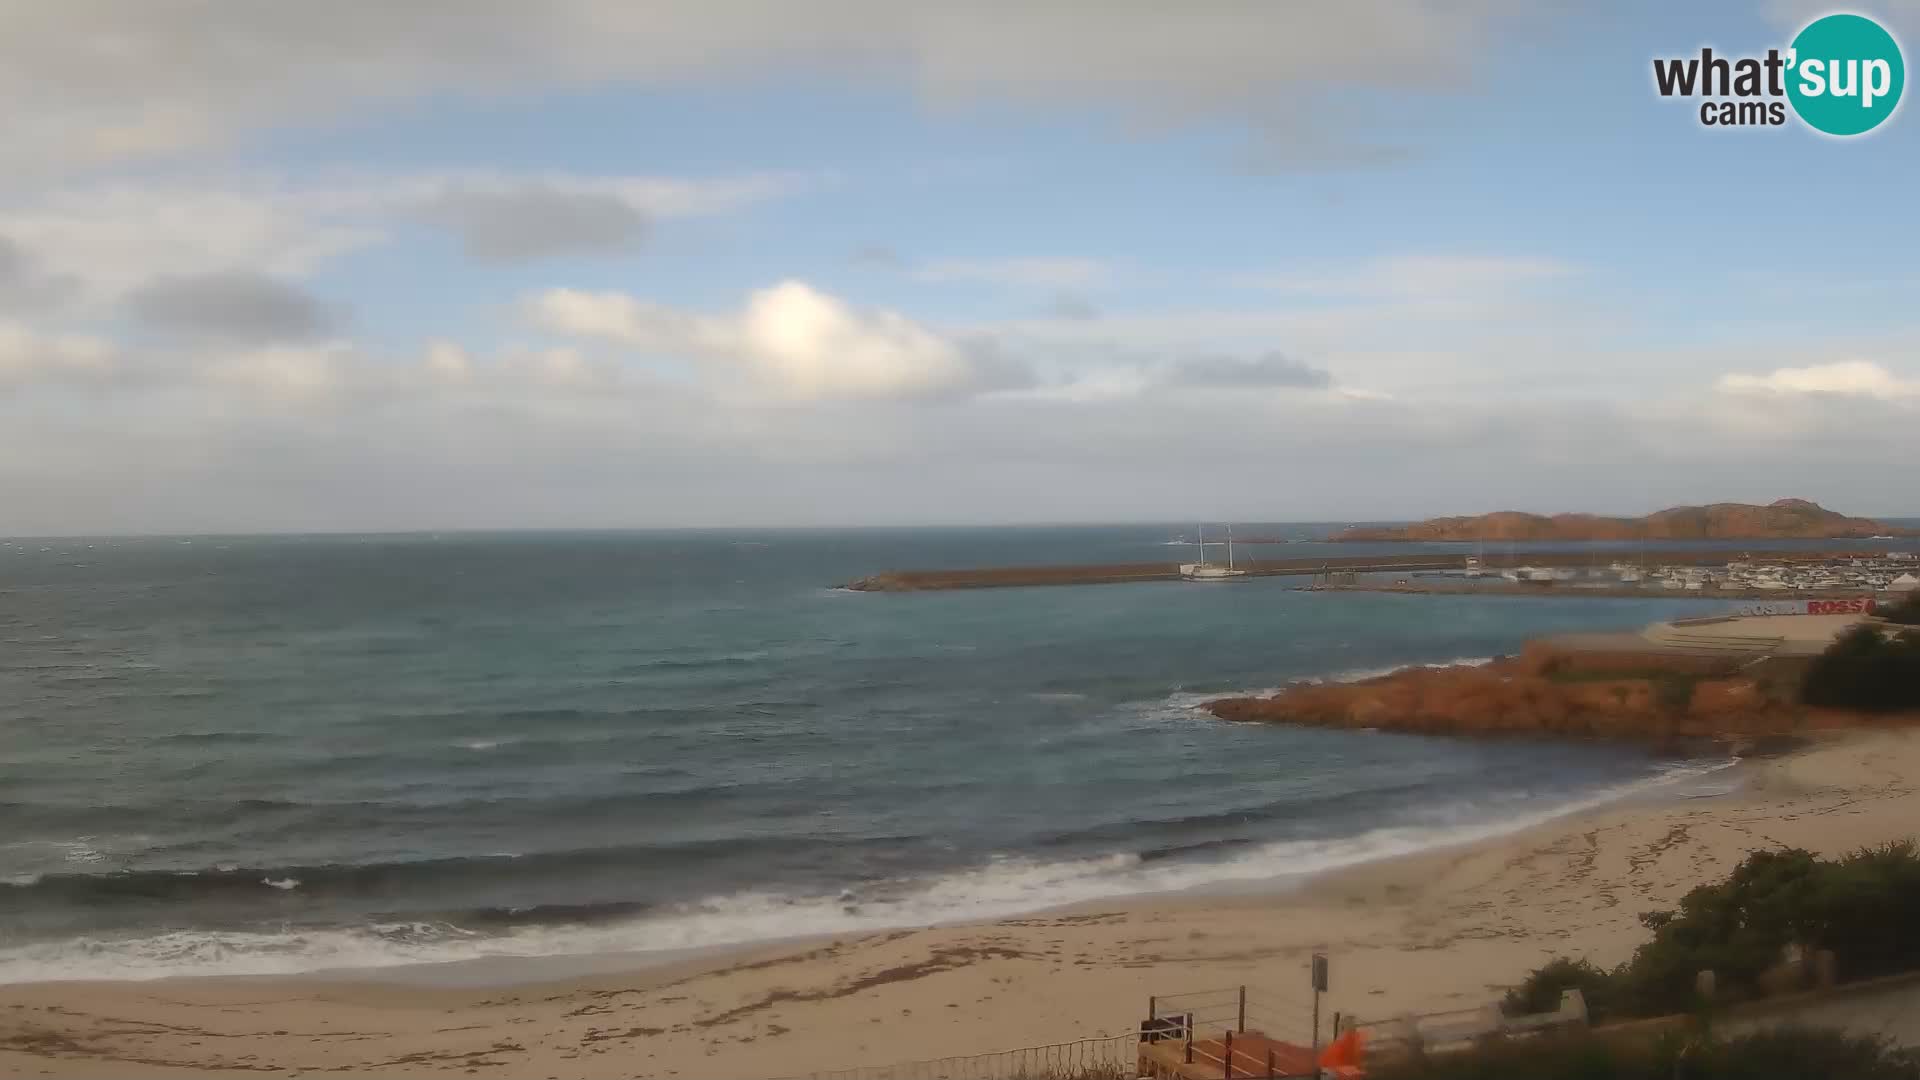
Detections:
[1311, 953, 1329, 1071]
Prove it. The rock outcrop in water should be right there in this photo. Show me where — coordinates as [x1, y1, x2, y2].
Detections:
[1205, 643, 1905, 746]
[1333, 498, 1913, 543]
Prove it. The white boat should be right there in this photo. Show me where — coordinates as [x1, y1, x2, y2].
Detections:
[1181, 524, 1249, 581]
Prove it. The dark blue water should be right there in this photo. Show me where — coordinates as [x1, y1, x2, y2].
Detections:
[4, 525, 1888, 981]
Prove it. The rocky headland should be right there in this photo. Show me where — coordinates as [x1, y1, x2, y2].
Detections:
[1205, 642, 1913, 748]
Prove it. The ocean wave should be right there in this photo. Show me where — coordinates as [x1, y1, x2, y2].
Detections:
[1141, 657, 1499, 721]
[0, 832, 916, 913]
[0, 758, 1735, 984]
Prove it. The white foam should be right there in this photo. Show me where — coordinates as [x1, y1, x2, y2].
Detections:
[1309, 656, 1496, 685]
[1148, 657, 1498, 721]
[0, 758, 1735, 985]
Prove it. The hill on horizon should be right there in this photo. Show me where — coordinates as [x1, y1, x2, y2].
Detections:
[1334, 499, 1917, 542]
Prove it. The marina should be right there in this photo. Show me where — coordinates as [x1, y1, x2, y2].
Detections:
[844, 547, 1919, 594]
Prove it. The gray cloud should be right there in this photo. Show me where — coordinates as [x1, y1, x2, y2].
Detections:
[415, 183, 651, 262]
[124, 271, 337, 344]
[0, 3, 1520, 176]
[1040, 294, 1100, 321]
[0, 234, 77, 312]
[850, 245, 905, 269]
[1167, 350, 1332, 389]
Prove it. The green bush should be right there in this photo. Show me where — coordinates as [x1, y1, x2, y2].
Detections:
[1367, 1027, 1919, 1080]
[1510, 843, 1920, 1023]
[1798, 625, 1920, 711]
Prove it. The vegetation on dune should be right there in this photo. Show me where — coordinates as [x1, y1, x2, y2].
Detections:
[1799, 624, 1920, 711]
[1368, 1027, 1920, 1080]
[1882, 591, 1920, 627]
[1508, 843, 1920, 1024]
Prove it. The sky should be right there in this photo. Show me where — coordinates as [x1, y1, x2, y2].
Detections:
[1, 0, 1917, 534]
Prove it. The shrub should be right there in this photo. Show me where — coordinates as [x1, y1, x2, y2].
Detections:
[1883, 591, 1920, 626]
[1798, 625, 1920, 711]
[1501, 958, 1623, 1023]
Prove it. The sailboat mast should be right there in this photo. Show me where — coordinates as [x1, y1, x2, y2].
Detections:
[1227, 524, 1234, 570]
[1196, 523, 1206, 565]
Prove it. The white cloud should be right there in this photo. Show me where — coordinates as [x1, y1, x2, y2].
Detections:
[531, 280, 1002, 399]
[0, 2, 1520, 175]
[0, 181, 377, 305]
[0, 320, 116, 388]
[196, 342, 350, 398]
[2, 318, 1918, 533]
[912, 257, 1113, 290]
[1717, 360, 1920, 400]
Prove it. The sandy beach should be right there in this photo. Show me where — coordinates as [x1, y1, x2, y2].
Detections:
[4, 727, 1916, 1079]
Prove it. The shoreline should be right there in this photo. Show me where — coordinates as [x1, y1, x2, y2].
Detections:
[0, 742, 1725, 990]
[11, 731, 1913, 1078]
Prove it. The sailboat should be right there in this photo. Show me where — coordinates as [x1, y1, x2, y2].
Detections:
[1181, 524, 1249, 581]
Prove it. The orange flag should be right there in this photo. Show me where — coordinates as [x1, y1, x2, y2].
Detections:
[1319, 1028, 1365, 1069]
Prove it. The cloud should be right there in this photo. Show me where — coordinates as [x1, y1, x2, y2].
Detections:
[3, 320, 1919, 533]
[0, 182, 379, 306]
[1239, 255, 1576, 300]
[0, 170, 809, 311]
[850, 245, 906, 269]
[124, 271, 339, 345]
[1762, 0, 1920, 37]
[1717, 360, 1920, 400]
[531, 280, 1018, 399]
[0, 235, 77, 312]
[1040, 294, 1100, 321]
[1166, 350, 1332, 390]
[0, 3, 1520, 175]
[913, 257, 1112, 290]
[413, 183, 649, 261]
[396, 172, 818, 261]
[0, 320, 116, 388]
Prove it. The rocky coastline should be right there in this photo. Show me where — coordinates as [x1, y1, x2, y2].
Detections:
[1205, 642, 1912, 749]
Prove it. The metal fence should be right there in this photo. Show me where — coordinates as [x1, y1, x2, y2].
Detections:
[1146, 984, 1317, 1046]
[1142, 984, 1321, 1078]
[767, 1032, 1138, 1080]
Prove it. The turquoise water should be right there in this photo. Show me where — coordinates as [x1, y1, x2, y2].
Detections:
[0, 525, 1865, 981]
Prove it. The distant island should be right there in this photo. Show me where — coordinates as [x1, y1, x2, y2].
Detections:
[1333, 498, 1915, 543]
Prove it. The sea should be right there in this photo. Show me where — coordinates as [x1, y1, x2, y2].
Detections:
[2, 524, 1909, 984]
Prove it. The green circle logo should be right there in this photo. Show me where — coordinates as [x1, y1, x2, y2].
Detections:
[1787, 13, 1905, 136]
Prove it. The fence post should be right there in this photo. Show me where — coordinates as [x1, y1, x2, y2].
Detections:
[1222, 1029, 1234, 1080]
[1185, 1012, 1194, 1063]
[1238, 985, 1247, 1032]
[1149, 994, 1157, 1023]
[1266, 1047, 1276, 1079]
